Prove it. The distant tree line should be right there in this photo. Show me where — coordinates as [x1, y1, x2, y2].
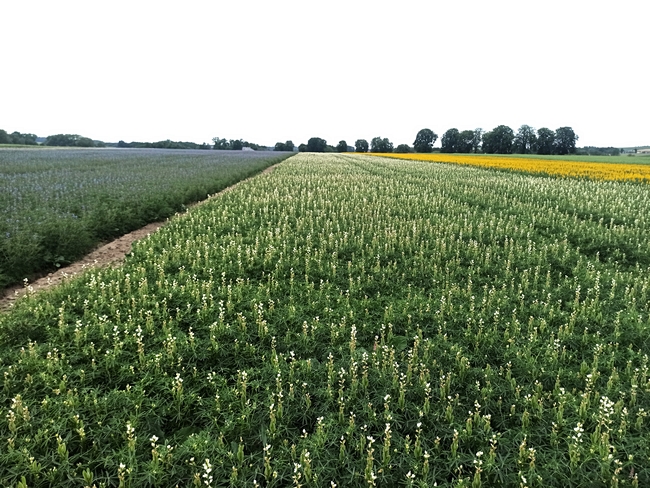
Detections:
[0, 129, 38, 145]
[118, 140, 210, 150]
[1, 127, 622, 157]
[302, 125, 580, 155]
[436, 125, 579, 155]
[274, 141, 295, 151]
[212, 138, 265, 151]
[577, 146, 621, 156]
[46, 134, 106, 148]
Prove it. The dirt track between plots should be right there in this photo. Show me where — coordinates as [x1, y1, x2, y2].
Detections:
[0, 164, 279, 312]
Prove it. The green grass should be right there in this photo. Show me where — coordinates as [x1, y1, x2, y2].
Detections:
[0, 148, 293, 289]
[1, 154, 649, 486]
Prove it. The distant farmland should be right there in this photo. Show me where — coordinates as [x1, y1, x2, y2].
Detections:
[0, 148, 292, 288]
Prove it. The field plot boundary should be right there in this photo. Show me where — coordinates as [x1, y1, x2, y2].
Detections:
[369, 152, 650, 183]
[0, 162, 282, 311]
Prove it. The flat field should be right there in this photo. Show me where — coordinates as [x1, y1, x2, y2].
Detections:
[1, 153, 649, 487]
[0, 148, 292, 288]
[430, 153, 650, 165]
[374, 153, 650, 182]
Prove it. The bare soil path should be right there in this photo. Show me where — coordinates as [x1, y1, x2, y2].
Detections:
[0, 164, 279, 312]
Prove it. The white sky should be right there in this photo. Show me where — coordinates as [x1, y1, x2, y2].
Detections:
[1, 0, 648, 148]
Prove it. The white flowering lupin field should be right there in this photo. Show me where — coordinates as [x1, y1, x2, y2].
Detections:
[1, 153, 649, 487]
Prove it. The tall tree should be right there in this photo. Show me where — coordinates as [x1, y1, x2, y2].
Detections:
[394, 144, 412, 153]
[76, 137, 95, 147]
[554, 127, 578, 155]
[0, 129, 9, 144]
[371, 137, 393, 153]
[536, 128, 555, 155]
[471, 128, 483, 153]
[45, 134, 79, 146]
[307, 137, 327, 152]
[413, 128, 438, 153]
[481, 125, 514, 154]
[284, 140, 294, 151]
[458, 130, 475, 153]
[355, 139, 369, 153]
[212, 137, 230, 150]
[441, 128, 462, 153]
[336, 140, 348, 152]
[513, 125, 537, 154]
[230, 139, 243, 150]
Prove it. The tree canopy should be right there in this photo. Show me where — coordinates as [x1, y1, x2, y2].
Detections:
[482, 125, 515, 154]
[355, 139, 369, 153]
[274, 141, 295, 151]
[413, 128, 438, 153]
[212, 138, 263, 151]
[554, 127, 578, 155]
[307, 137, 328, 152]
[513, 125, 537, 154]
[536, 128, 555, 155]
[441, 129, 461, 153]
[336, 140, 348, 152]
[0, 130, 38, 145]
[458, 130, 475, 153]
[45, 134, 103, 147]
[394, 144, 412, 153]
[371, 137, 393, 153]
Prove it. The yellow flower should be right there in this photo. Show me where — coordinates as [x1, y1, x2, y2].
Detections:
[370, 153, 650, 183]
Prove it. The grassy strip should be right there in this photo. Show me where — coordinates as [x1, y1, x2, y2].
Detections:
[0, 148, 293, 288]
[1, 153, 649, 486]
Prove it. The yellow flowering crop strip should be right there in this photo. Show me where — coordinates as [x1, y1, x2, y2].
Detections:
[372, 153, 650, 183]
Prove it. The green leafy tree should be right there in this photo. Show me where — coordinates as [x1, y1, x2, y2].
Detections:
[212, 137, 230, 150]
[394, 144, 412, 153]
[471, 128, 483, 153]
[413, 128, 438, 153]
[513, 125, 537, 154]
[355, 139, 369, 153]
[298, 143, 308, 152]
[371, 137, 393, 153]
[242, 141, 263, 151]
[46, 134, 80, 146]
[1, 131, 38, 145]
[554, 127, 578, 155]
[284, 140, 294, 151]
[274, 142, 287, 151]
[10, 132, 37, 145]
[481, 125, 514, 154]
[307, 137, 327, 152]
[76, 137, 95, 147]
[336, 140, 348, 152]
[536, 128, 555, 155]
[230, 139, 243, 150]
[458, 130, 475, 153]
[441, 128, 461, 153]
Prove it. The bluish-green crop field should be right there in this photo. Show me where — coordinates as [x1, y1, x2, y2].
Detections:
[0, 148, 292, 288]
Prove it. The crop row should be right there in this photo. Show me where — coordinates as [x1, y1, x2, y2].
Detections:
[375, 153, 650, 183]
[0, 148, 292, 288]
[1, 153, 649, 486]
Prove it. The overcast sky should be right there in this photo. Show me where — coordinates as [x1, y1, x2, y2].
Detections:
[1, 0, 647, 148]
